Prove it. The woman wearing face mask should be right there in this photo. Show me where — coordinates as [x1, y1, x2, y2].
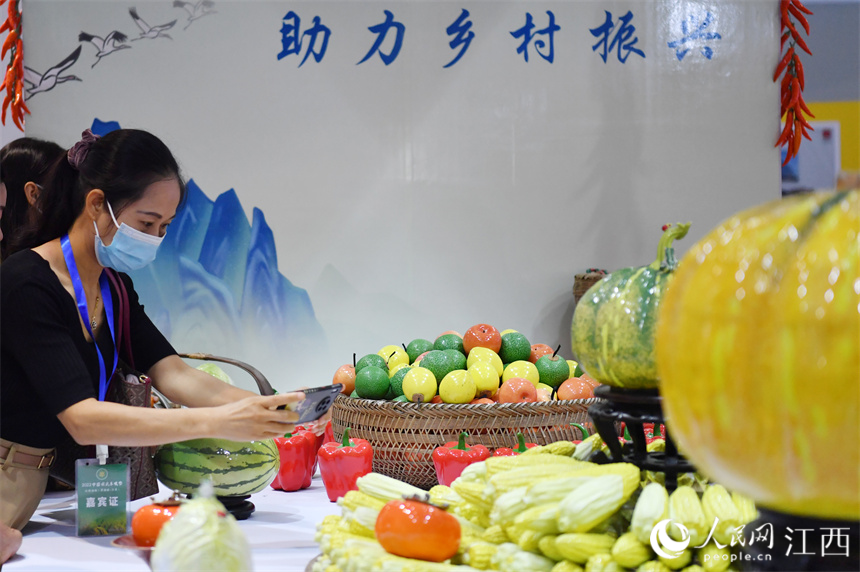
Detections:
[0, 137, 65, 259]
[0, 129, 307, 532]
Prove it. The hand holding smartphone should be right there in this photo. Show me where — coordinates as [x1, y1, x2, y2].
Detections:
[278, 384, 343, 424]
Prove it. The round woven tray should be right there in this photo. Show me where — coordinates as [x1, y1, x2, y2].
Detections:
[330, 394, 600, 489]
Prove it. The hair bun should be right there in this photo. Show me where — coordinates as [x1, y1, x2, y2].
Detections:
[67, 129, 100, 170]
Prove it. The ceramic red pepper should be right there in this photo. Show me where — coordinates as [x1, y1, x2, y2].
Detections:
[295, 420, 335, 449]
[432, 432, 491, 486]
[643, 422, 654, 438]
[295, 424, 324, 450]
[294, 423, 326, 482]
[492, 432, 537, 457]
[318, 427, 374, 502]
[645, 423, 666, 444]
[271, 431, 317, 492]
[323, 420, 335, 444]
[616, 422, 636, 444]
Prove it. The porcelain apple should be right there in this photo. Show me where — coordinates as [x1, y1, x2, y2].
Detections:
[462, 323, 502, 355]
[498, 378, 538, 403]
[502, 360, 540, 386]
[467, 361, 500, 398]
[439, 370, 477, 404]
[466, 347, 504, 376]
[332, 364, 356, 394]
[529, 344, 554, 364]
[534, 354, 570, 389]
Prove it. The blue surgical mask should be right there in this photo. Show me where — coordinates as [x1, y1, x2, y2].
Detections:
[93, 201, 163, 272]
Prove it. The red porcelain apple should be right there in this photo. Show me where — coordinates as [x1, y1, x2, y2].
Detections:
[462, 323, 502, 355]
[497, 378, 538, 403]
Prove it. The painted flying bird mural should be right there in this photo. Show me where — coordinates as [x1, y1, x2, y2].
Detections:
[23, 46, 83, 98]
[174, 0, 217, 30]
[78, 30, 131, 67]
[129, 7, 177, 40]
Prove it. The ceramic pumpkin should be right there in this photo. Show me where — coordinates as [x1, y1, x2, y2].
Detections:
[657, 189, 859, 520]
[571, 223, 690, 388]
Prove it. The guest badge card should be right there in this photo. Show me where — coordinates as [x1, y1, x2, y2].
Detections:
[75, 459, 129, 536]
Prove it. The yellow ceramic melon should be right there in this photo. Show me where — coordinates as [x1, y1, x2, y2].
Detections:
[656, 189, 859, 520]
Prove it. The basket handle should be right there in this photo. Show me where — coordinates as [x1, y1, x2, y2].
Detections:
[179, 352, 276, 396]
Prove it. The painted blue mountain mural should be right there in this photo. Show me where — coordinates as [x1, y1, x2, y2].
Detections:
[91, 119, 326, 387]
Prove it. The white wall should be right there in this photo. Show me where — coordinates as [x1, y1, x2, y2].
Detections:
[19, 0, 781, 390]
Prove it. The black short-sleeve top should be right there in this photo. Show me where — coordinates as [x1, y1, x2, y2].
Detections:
[1, 249, 176, 448]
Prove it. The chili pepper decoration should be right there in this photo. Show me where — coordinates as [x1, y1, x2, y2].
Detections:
[775, 0, 814, 166]
[317, 427, 374, 502]
[492, 432, 538, 457]
[0, 0, 28, 131]
[270, 431, 317, 492]
[570, 422, 590, 445]
[432, 431, 491, 486]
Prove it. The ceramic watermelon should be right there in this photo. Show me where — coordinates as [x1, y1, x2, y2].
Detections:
[155, 438, 279, 497]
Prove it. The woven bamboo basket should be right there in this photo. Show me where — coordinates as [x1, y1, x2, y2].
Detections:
[573, 270, 609, 305]
[330, 394, 600, 489]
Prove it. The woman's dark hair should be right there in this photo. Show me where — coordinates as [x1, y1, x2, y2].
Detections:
[0, 137, 65, 258]
[15, 129, 186, 253]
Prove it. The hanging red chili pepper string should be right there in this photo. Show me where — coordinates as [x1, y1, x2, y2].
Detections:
[1, 0, 28, 131]
[774, 0, 814, 167]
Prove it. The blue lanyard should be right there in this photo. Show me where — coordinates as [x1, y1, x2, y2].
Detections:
[60, 234, 117, 402]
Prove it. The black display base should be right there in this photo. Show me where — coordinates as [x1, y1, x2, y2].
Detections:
[218, 495, 255, 520]
[739, 507, 859, 571]
[588, 385, 695, 491]
[186, 493, 256, 520]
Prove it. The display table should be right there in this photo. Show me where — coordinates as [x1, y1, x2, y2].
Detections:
[6, 476, 339, 572]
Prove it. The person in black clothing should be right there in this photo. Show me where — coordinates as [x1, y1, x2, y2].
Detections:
[0, 170, 23, 564]
[0, 137, 65, 260]
[0, 129, 308, 532]
[0, 137, 65, 563]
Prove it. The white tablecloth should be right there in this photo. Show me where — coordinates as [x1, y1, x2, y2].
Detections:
[6, 475, 340, 572]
